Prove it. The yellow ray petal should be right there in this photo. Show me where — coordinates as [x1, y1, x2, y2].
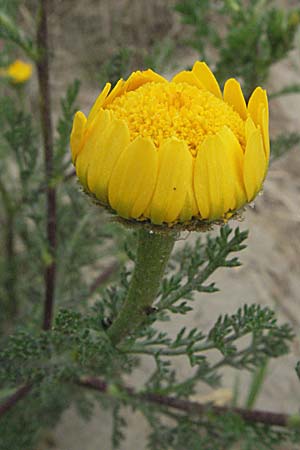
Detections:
[70, 111, 87, 163]
[261, 106, 270, 166]
[192, 61, 222, 98]
[247, 86, 268, 126]
[223, 78, 247, 120]
[245, 116, 257, 141]
[102, 79, 125, 107]
[87, 118, 130, 203]
[179, 175, 199, 222]
[243, 129, 266, 201]
[108, 137, 158, 219]
[248, 87, 269, 167]
[149, 138, 193, 225]
[87, 83, 111, 127]
[75, 109, 111, 189]
[172, 71, 204, 90]
[124, 69, 167, 92]
[194, 135, 228, 220]
[102, 70, 167, 108]
[142, 69, 167, 83]
[217, 126, 247, 210]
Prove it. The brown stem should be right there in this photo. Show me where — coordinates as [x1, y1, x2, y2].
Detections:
[78, 377, 290, 428]
[88, 262, 119, 297]
[0, 376, 293, 428]
[36, 0, 56, 331]
[0, 384, 32, 418]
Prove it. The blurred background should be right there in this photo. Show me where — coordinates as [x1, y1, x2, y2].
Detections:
[1, 0, 300, 449]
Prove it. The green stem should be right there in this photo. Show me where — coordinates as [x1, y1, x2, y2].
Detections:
[5, 211, 17, 318]
[108, 228, 176, 346]
[245, 359, 269, 409]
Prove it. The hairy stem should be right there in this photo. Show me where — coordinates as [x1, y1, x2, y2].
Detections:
[36, 0, 56, 330]
[108, 229, 176, 346]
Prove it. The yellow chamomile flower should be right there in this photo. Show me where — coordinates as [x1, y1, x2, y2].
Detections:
[71, 61, 269, 226]
[0, 59, 33, 84]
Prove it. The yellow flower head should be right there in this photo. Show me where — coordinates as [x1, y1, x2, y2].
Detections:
[71, 61, 269, 226]
[0, 59, 33, 84]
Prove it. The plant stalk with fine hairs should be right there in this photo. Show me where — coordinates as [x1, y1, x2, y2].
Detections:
[108, 228, 176, 345]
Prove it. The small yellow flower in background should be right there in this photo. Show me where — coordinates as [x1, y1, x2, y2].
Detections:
[0, 59, 33, 84]
[71, 61, 269, 226]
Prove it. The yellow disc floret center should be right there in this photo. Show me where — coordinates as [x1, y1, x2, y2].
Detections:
[106, 81, 245, 155]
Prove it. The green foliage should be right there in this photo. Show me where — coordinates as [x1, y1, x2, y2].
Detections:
[0, 94, 42, 323]
[0, 308, 132, 392]
[0, 221, 296, 449]
[0, 9, 38, 61]
[143, 37, 175, 73]
[269, 83, 300, 100]
[0, 383, 77, 450]
[54, 79, 81, 175]
[145, 410, 299, 450]
[119, 300, 293, 402]
[270, 132, 300, 162]
[97, 48, 132, 88]
[112, 403, 127, 449]
[175, 0, 300, 95]
[0, 96, 38, 189]
[175, 0, 219, 60]
[156, 226, 248, 316]
[0, 0, 19, 17]
[0, 75, 122, 324]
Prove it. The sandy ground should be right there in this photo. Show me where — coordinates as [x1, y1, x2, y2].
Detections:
[36, 2, 300, 448]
